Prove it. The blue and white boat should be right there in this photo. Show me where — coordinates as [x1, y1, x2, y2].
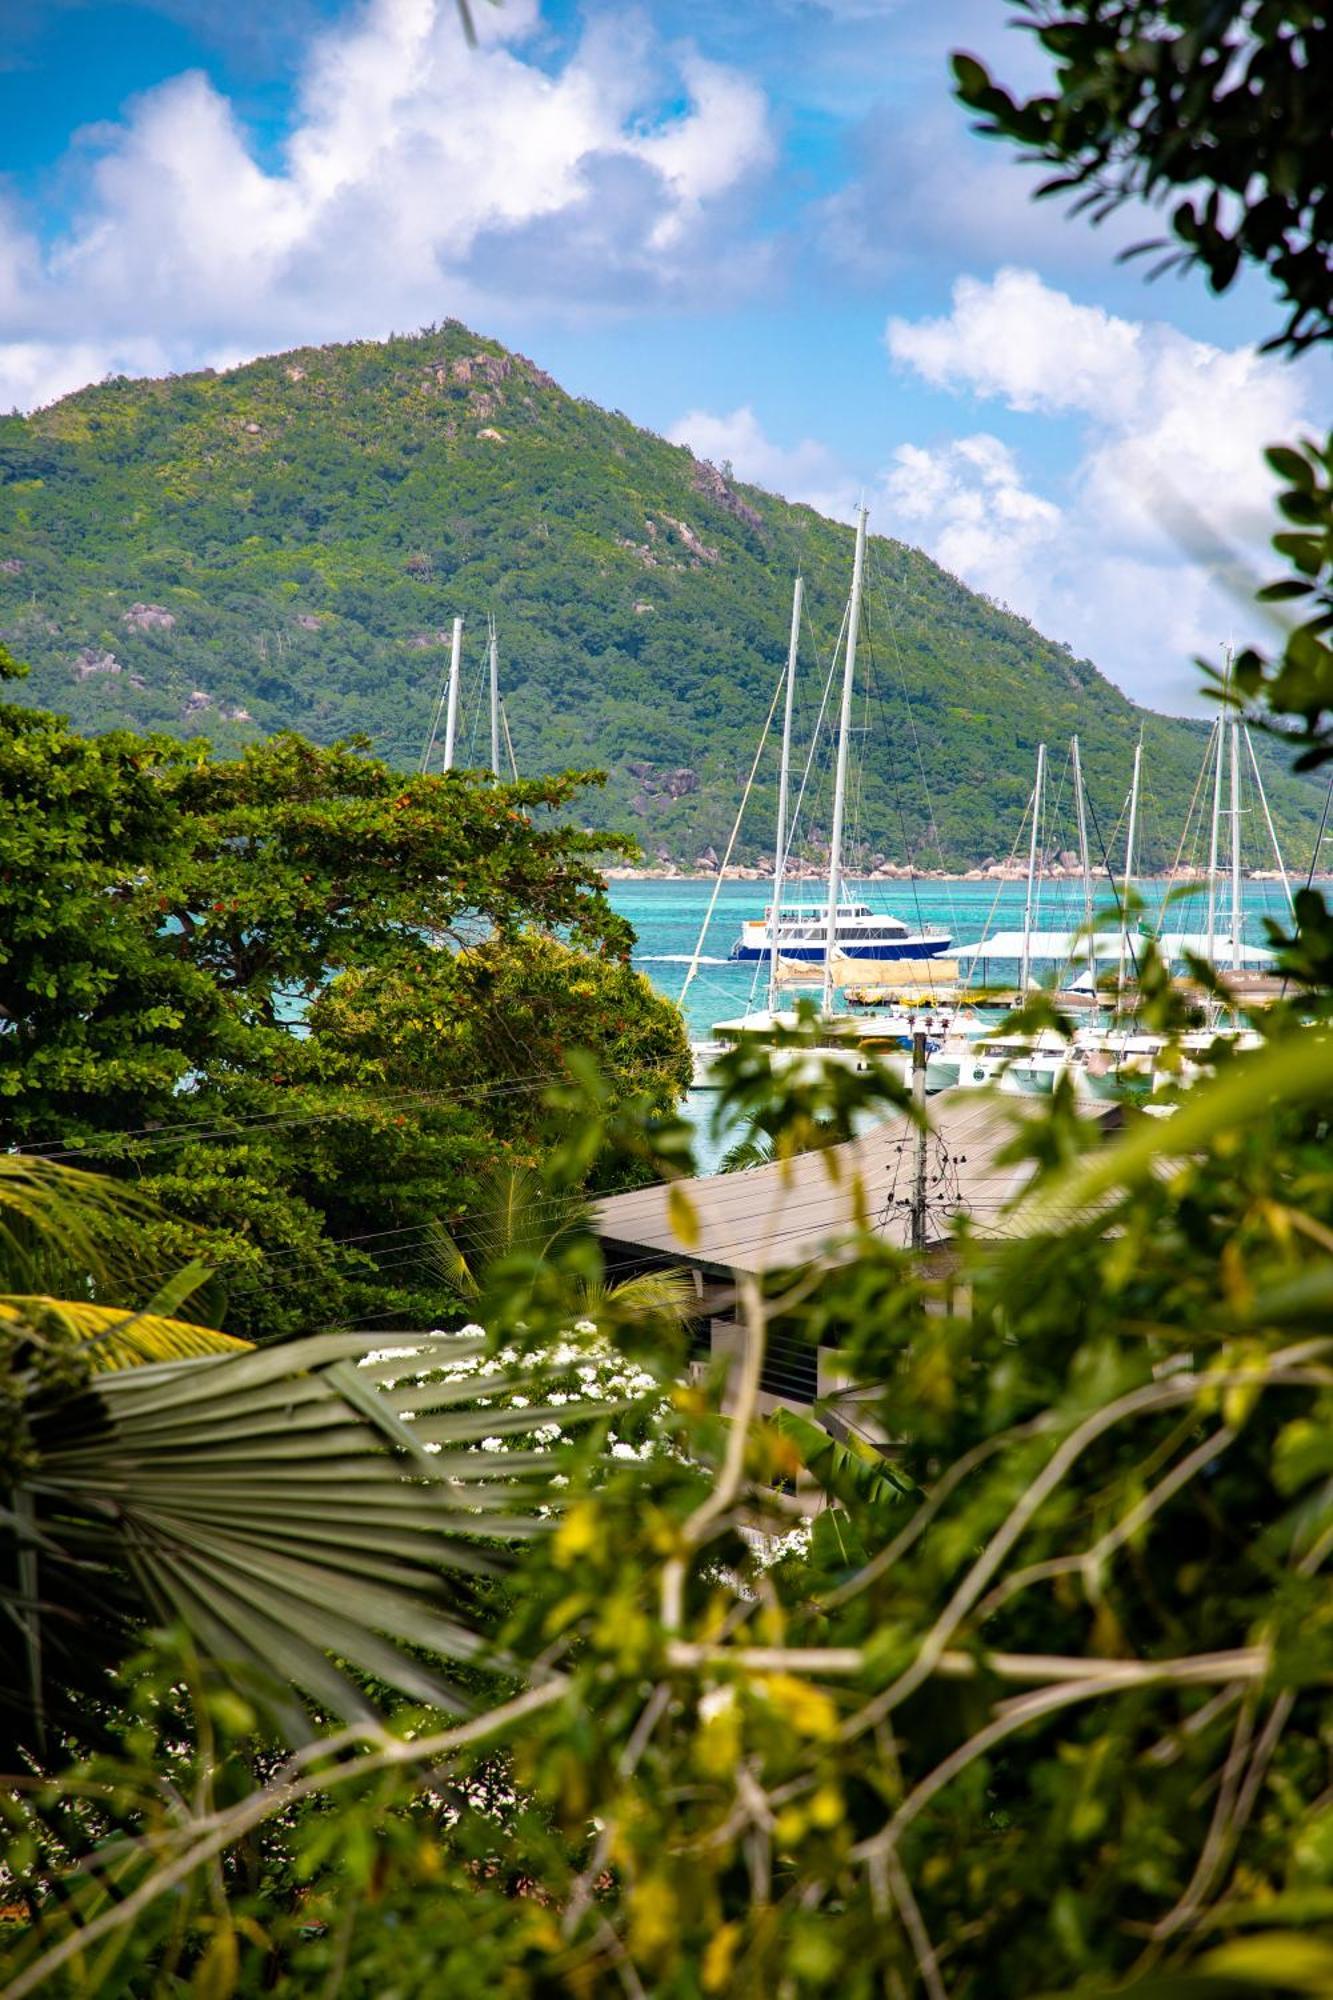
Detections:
[730, 900, 951, 965]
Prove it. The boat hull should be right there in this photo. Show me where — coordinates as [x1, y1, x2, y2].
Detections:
[729, 937, 953, 964]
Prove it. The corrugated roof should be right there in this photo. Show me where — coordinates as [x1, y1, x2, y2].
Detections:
[595, 1093, 1107, 1276]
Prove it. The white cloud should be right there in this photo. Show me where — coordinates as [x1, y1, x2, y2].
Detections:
[884, 433, 1060, 609]
[666, 403, 857, 519]
[0, 0, 774, 409]
[881, 268, 1318, 709]
[889, 268, 1144, 416]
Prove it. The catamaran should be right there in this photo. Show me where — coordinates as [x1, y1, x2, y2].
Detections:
[729, 900, 950, 965]
[713, 508, 951, 999]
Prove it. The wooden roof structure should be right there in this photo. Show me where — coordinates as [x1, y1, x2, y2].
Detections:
[596, 1093, 1116, 1279]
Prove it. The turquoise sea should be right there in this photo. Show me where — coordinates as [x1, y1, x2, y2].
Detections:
[609, 875, 1302, 1041]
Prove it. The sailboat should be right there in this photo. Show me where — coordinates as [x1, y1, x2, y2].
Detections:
[419, 612, 518, 779]
[723, 509, 951, 986]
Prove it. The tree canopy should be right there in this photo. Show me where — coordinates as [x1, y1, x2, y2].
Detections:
[0, 698, 691, 1337]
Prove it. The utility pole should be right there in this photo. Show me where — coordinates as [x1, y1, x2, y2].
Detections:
[911, 1029, 928, 1252]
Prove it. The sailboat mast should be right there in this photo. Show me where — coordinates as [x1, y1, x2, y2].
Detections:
[1205, 718, 1224, 966]
[488, 616, 501, 779]
[770, 574, 804, 1018]
[1229, 715, 1243, 973]
[1118, 734, 1142, 1004]
[1019, 742, 1046, 997]
[823, 507, 869, 1014]
[1071, 735, 1096, 996]
[442, 615, 463, 771]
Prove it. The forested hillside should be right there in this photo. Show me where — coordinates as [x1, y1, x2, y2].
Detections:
[0, 325, 1317, 867]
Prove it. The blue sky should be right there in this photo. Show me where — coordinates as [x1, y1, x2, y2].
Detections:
[2, 0, 1327, 712]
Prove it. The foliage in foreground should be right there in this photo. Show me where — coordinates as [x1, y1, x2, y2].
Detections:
[3, 974, 1332, 1996]
[0, 699, 691, 1338]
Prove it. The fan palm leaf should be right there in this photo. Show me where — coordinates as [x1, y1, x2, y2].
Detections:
[7, 1330, 600, 1755]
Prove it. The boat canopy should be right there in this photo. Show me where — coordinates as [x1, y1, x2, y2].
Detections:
[954, 931, 1127, 962]
[1154, 933, 1275, 967]
[955, 929, 1275, 968]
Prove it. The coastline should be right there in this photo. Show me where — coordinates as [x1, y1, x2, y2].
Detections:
[601, 864, 1319, 885]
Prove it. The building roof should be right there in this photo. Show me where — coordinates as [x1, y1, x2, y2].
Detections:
[595, 1092, 1110, 1277]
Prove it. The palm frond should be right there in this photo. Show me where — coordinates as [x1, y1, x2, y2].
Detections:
[0, 1292, 250, 1371]
[0, 1155, 157, 1292]
[589, 1267, 698, 1327]
[9, 1331, 604, 1751]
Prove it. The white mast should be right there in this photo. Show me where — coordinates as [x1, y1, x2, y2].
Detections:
[1118, 734, 1142, 1005]
[488, 615, 501, 779]
[442, 615, 463, 771]
[822, 506, 869, 1015]
[1205, 718, 1224, 966]
[1229, 714, 1243, 972]
[1244, 726, 1295, 918]
[769, 574, 804, 1018]
[1071, 734, 1096, 995]
[1019, 742, 1046, 997]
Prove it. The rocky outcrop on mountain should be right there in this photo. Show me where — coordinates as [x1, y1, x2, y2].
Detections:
[626, 762, 699, 804]
[451, 353, 512, 387]
[690, 458, 763, 532]
[72, 647, 122, 681]
[123, 603, 175, 632]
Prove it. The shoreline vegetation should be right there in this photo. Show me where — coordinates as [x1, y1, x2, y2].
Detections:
[602, 861, 1320, 884]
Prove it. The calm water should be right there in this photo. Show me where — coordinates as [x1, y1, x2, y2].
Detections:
[610, 874, 1300, 1041]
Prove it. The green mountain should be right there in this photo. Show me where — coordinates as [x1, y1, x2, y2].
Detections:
[0, 324, 1318, 870]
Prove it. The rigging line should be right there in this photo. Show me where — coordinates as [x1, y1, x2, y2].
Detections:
[680, 655, 791, 1006]
[868, 662, 927, 938]
[785, 595, 850, 880]
[461, 632, 491, 769]
[1242, 726, 1294, 917]
[867, 542, 958, 938]
[1156, 722, 1219, 936]
[960, 790, 1033, 996]
[859, 591, 930, 940]
[1303, 771, 1333, 894]
[500, 700, 520, 782]
[1083, 781, 1141, 984]
[419, 644, 454, 776]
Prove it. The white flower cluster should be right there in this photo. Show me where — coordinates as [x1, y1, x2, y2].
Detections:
[360, 1323, 667, 1463]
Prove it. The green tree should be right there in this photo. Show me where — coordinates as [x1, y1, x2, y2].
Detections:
[0, 701, 689, 1337]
